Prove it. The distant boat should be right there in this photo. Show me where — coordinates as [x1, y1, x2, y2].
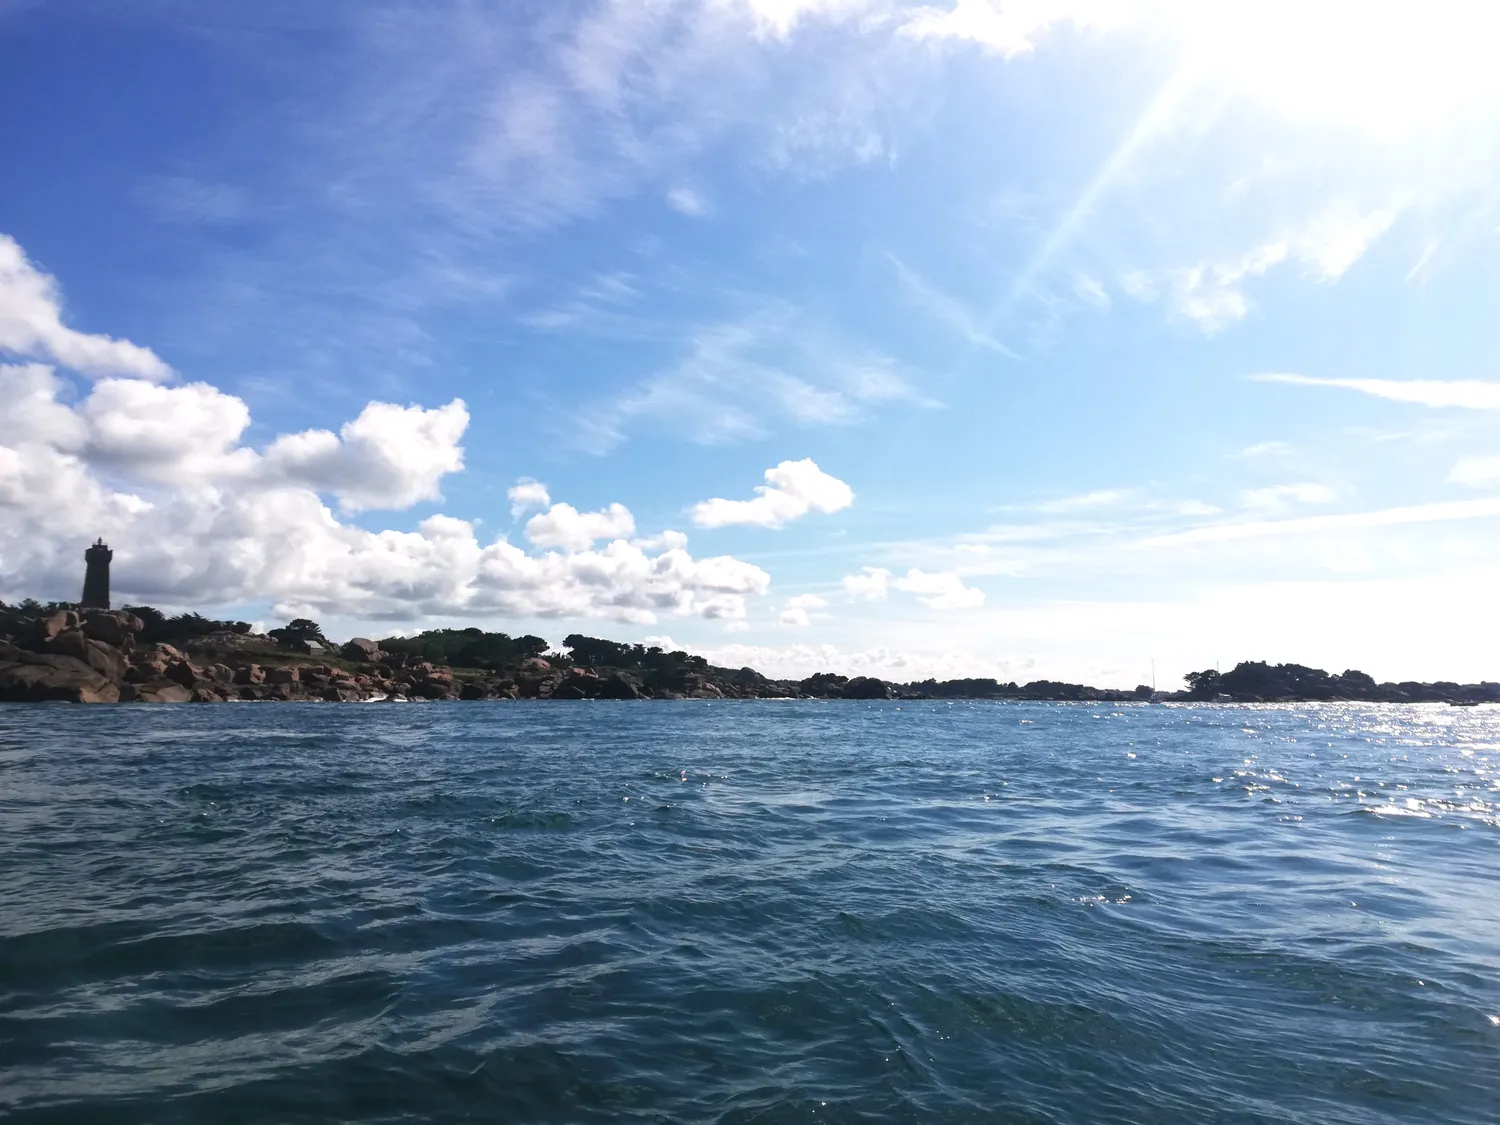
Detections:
[1449, 700, 1480, 707]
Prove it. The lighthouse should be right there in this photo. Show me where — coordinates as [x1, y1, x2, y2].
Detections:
[81, 539, 112, 610]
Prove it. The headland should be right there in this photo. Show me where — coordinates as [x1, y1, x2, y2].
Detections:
[0, 599, 1495, 705]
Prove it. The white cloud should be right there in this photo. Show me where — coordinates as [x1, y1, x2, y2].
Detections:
[508, 478, 551, 518]
[692, 458, 854, 528]
[263, 400, 468, 512]
[899, 0, 1128, 58]
[1240, 482, 1337, 512]
[1253, 373, 1500, 410]
[1135, 496, 1500, 550]
[1293, 208, 1397, 281]
[633, 529, 690, 551]
[1448, 456, 1500, 489]
[1234, 440, 1292, 459]
[84, 377, 258, 480]
[0, 236, 775, 626]
[525, 502, 637, 551]
[0, 374, 768, 622]
[741, 0, 881, 39]
[892, 567, 985, 609]
[778, 591, 829, 626]
[1164, 241, 1288, 334]
[843, 566, 890, 600]
[841, 564, 983, 609]
[577, 306, 924, 452]
[666, 186, 711, 216]
[1129, 209, 1396, 334]
[0, 235, 171, 381]
[1033, 488, 1133, 513]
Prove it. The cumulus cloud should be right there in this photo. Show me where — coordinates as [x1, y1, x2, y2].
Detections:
[841, 565, 983, 609]
[525, 502, 637, 551]
[778, 591, 829, 626]
[508, 477, 551, 518]
[892, 568, 985, 609]
[84, 377, 257, 480]
[0, 235, 172, 381]
[262, 400, 468, 512]
[843, 566, 891, 600]
[787, 592, 828, 609]
[0, 236, 774, 625]
[692, 458, 854, 528]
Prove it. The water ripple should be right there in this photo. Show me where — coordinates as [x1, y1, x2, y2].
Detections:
[2, 702, 1498, 1123]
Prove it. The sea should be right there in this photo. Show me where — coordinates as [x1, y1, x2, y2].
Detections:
[2, 701, 1498, 1124]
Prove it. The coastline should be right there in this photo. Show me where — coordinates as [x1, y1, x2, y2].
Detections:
[2, 605, 1497, 705]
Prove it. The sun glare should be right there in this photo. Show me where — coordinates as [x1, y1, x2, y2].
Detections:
[1163, 0, 1500, 134]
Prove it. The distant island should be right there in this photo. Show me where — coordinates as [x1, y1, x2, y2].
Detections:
[1, 599, 1495, 705]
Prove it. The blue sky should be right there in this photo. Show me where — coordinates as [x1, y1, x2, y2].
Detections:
[3, 0, 1500, 686]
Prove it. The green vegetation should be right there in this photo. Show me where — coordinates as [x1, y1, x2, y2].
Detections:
[123, 605, 253, 646]
[267, 618, 327, 651]
[376, 628, 549, 670]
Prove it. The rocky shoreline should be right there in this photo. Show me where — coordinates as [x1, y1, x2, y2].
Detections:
[1, 607, 1497, 705]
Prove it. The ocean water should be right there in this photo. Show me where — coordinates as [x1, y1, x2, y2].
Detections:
[2, 702, 1498, 1125]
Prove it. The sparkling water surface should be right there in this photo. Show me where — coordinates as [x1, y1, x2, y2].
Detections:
[2, 701, 1498, 1124]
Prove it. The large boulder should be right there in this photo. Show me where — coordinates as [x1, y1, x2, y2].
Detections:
[82, 610, 144, 649]
[123, 680, 193, 703]
[341, 637, 383, 663]
[47, 630, 127, 681]
[40, 610, 80, 642]
[83, 638, 128, 682]
[164, 660, 202, 689]
[0, 653, 119, 703]
[265, 666, 299, 686]
[596, 672, 644, 700]
[45, 628, 90, 663]
[234, 664, 265, 685]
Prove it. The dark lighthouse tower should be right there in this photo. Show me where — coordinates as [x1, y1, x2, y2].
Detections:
[81, 538, 112, 610]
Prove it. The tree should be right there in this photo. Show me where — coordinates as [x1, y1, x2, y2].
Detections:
[516, 635, 549, 659]
[1184, 669, 1220, 699]
[269, 618, 327, 650]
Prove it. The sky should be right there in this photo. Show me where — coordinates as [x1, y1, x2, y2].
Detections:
[3, 0, 1500, 688]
